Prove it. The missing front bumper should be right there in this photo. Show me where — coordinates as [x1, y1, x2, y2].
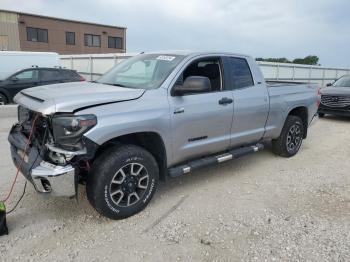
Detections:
[8, 124, 77, 197]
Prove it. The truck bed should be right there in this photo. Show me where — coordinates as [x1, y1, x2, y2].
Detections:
[263, 79, 319, 140]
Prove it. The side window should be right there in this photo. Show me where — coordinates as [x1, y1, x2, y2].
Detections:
[40, 69, 63, 81]
[62, 70, 73, 79]
[108, 36, 123, 49]
[62, 70, 80, 80]
[228, 57, 254, 89]
[14, 70, 39, 81]
[26, 27, 48, 43]
[84, 34, 101, 47]
[181, 58, 222, 92]
[66, 32, 75, 45]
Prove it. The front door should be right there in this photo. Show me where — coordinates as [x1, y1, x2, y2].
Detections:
[169, 57, 234, 165]
[6, 69, 39, 99]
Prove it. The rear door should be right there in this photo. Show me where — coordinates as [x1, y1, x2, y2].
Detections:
[6, 69, 39, 99]
[223, 56, 269, 147]
[169, 56, 234, 165]
[62, 70, 83, 82]
[39, 69, 63, 86]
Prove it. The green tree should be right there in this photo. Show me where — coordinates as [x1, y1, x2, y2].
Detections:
[256, 57, 291, 63]
[256, 55, 320, 65]
[292, 55, 319, 65]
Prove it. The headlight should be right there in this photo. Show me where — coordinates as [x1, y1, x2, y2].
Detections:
[52, 114, 97, 150]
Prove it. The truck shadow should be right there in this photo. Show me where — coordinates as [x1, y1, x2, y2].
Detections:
[8, 147, 274, 227]
[156, 148, 272, 196]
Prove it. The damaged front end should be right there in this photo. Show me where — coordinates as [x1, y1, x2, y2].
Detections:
[8, 106, 98, 197]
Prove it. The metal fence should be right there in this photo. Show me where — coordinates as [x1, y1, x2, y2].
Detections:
[257, 61, 350, 86]
[60, 53, 350, 86]
[60, 53, 137, 81]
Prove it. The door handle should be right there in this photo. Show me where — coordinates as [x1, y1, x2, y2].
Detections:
[218, 97, 233, 105]
[174, 107, 185, 114]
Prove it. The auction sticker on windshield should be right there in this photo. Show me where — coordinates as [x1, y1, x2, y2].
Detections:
[156, 55, 176, 61]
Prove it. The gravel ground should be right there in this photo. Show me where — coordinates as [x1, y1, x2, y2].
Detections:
[0, 116, 349, 262]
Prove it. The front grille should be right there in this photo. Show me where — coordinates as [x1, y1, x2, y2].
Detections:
[321, 95, 350, 108]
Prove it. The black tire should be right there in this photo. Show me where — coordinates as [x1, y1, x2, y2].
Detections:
[272, 115, 304, 157]
[318, 112, 325, 117]
[0, 93, 8, 105]
[86, 144, 159, 219]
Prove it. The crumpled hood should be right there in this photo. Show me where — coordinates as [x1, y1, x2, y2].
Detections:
[14, 81, 146, 115]
[321, 86, 350, 96]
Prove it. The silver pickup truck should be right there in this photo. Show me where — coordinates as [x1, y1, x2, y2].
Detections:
[8, 51, 320, 219]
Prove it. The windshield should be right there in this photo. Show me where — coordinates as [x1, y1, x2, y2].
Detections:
[333, 75, 350, 87]
[96, 54, 184, 89]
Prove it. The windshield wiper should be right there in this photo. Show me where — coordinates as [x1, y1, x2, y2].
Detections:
[98, 82, 137, 89]
[111, 83, 127, 87]
[99, 82, 127, 87]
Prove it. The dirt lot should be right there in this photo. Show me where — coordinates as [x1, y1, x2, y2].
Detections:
[0, 116, 349, 262]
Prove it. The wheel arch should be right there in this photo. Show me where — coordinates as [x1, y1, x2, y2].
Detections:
[287, 106, 308, 138]
[94, 131, 168, 182]
[0, 89, 9, 104]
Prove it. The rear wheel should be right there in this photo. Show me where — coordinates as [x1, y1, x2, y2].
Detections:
[0, 93, 7, 105]
[272, 116, 304, 157]
[86, 144, 159, 219]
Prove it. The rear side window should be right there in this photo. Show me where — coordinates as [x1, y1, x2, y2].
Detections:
[40, 69, 63, 81]
[227, 57, 254, 89]
[62, 70, 80, 80]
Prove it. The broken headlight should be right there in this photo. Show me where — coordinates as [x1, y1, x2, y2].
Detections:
[52, 114, 97, 150]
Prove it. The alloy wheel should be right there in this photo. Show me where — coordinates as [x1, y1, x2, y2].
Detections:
[286, 123, 302, 152]
[109, 163, 149, 207]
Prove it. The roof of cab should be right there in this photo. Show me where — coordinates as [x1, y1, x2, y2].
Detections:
[144, 50, 251, 58]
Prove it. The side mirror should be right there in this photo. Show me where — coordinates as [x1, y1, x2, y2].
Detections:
[326, 83, 332, 87]
[173, 76, 211, 96]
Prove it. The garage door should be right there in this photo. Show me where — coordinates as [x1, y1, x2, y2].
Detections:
[0, 35, 9, 51]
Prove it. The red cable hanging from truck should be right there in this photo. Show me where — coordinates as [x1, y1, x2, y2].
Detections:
[1, 114, 38, 203]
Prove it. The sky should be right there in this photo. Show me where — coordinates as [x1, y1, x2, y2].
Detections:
[1, 0, 349, 67]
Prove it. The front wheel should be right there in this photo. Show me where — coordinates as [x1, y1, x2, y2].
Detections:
[86, 144, 159, 219]
[272, 115, 304, 157]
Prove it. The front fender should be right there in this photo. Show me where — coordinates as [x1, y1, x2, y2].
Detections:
[78, 88, 172, 164]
